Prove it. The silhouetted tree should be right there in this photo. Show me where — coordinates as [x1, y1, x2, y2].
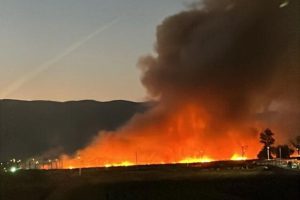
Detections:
[257, 128, 275, 159]
[259, 128, 275, 146]
[274, 145, 294, 159]
[257, 146, 273, 160]
[290, 135, 300, 156]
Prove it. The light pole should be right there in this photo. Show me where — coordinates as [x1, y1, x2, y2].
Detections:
[267, 146, 270, 160]
[279, 147, 282, 160]
[48, 159, 52, 169]
[77, 155, 82, 176]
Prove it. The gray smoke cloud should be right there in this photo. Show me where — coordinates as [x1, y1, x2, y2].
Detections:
[139, 0, 299, 140]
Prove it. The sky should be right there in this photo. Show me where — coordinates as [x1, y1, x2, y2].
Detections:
[0, 0, 187, 102]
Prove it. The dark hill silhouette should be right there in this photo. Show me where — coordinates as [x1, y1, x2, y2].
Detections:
[0, 99, 149, 161]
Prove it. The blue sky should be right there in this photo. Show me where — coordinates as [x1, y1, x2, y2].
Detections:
[0, 0, 187, 101]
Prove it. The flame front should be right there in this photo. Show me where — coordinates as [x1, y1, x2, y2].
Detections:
[179, 156, 213, 164]
[60, 104, 261, 169]
[230, 154, 247, 161]
[104, 161, 134, 168]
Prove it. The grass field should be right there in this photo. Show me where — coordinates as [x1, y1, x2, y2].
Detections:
[1, 162, 299, 200]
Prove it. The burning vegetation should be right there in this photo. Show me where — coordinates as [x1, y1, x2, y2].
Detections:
[60, 0, 299, 168]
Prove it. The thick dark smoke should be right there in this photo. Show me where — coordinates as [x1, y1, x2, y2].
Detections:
[139, 0, 299, 139]
[61, 0, 299, 165]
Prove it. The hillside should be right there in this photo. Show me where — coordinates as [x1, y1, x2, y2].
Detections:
[0, 100, 148, 161]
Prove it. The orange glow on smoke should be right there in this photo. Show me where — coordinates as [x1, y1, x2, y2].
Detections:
[60, 104, 261, 169]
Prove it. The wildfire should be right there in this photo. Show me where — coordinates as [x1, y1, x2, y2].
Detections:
[230, 154, 247, 161]
[104, 161, 134, 168]
[179, 156, 213, 164]
[59, 104, 261, 169]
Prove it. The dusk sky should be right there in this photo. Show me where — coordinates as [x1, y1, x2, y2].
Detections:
[0, 0, 187, 101]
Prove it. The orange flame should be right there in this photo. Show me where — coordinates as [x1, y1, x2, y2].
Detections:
[230, 154, 247, 161]
[104, 161, 134, 168]
[60, 104, 261, 169]
[179, 156, 213, 164]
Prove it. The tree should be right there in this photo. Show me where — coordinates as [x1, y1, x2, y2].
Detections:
[290, 135, 300, 156]
[257, 146, 273, 160]
[257, 128, 275, 159]
[274, 145, 294, 159]
[259, 128, 275, 147]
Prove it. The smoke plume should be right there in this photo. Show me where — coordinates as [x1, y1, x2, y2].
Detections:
[139, 0, 299, 138]
[62, 0, 299, 167]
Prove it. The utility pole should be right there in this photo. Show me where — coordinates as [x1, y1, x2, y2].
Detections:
[241, 145, 247, 159]
[267, 146, 270, 160]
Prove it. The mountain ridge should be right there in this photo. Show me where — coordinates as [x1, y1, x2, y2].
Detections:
[0, 99, 149, 161]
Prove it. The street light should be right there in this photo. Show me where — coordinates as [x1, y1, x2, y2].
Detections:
[77, 155, 82, 176]
[48, 159, 52, 169]
[279, 147, 282, 159]
[10, 166, 17, 173]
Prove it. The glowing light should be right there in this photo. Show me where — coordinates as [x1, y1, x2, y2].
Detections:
[119, 161, 134, 166]
[279, 1, 289, 8]
[179, 156, 213, 164]
[231, 154, 247, 161]
[10, 166, 17, 173]
[104, 161, 134, 168]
